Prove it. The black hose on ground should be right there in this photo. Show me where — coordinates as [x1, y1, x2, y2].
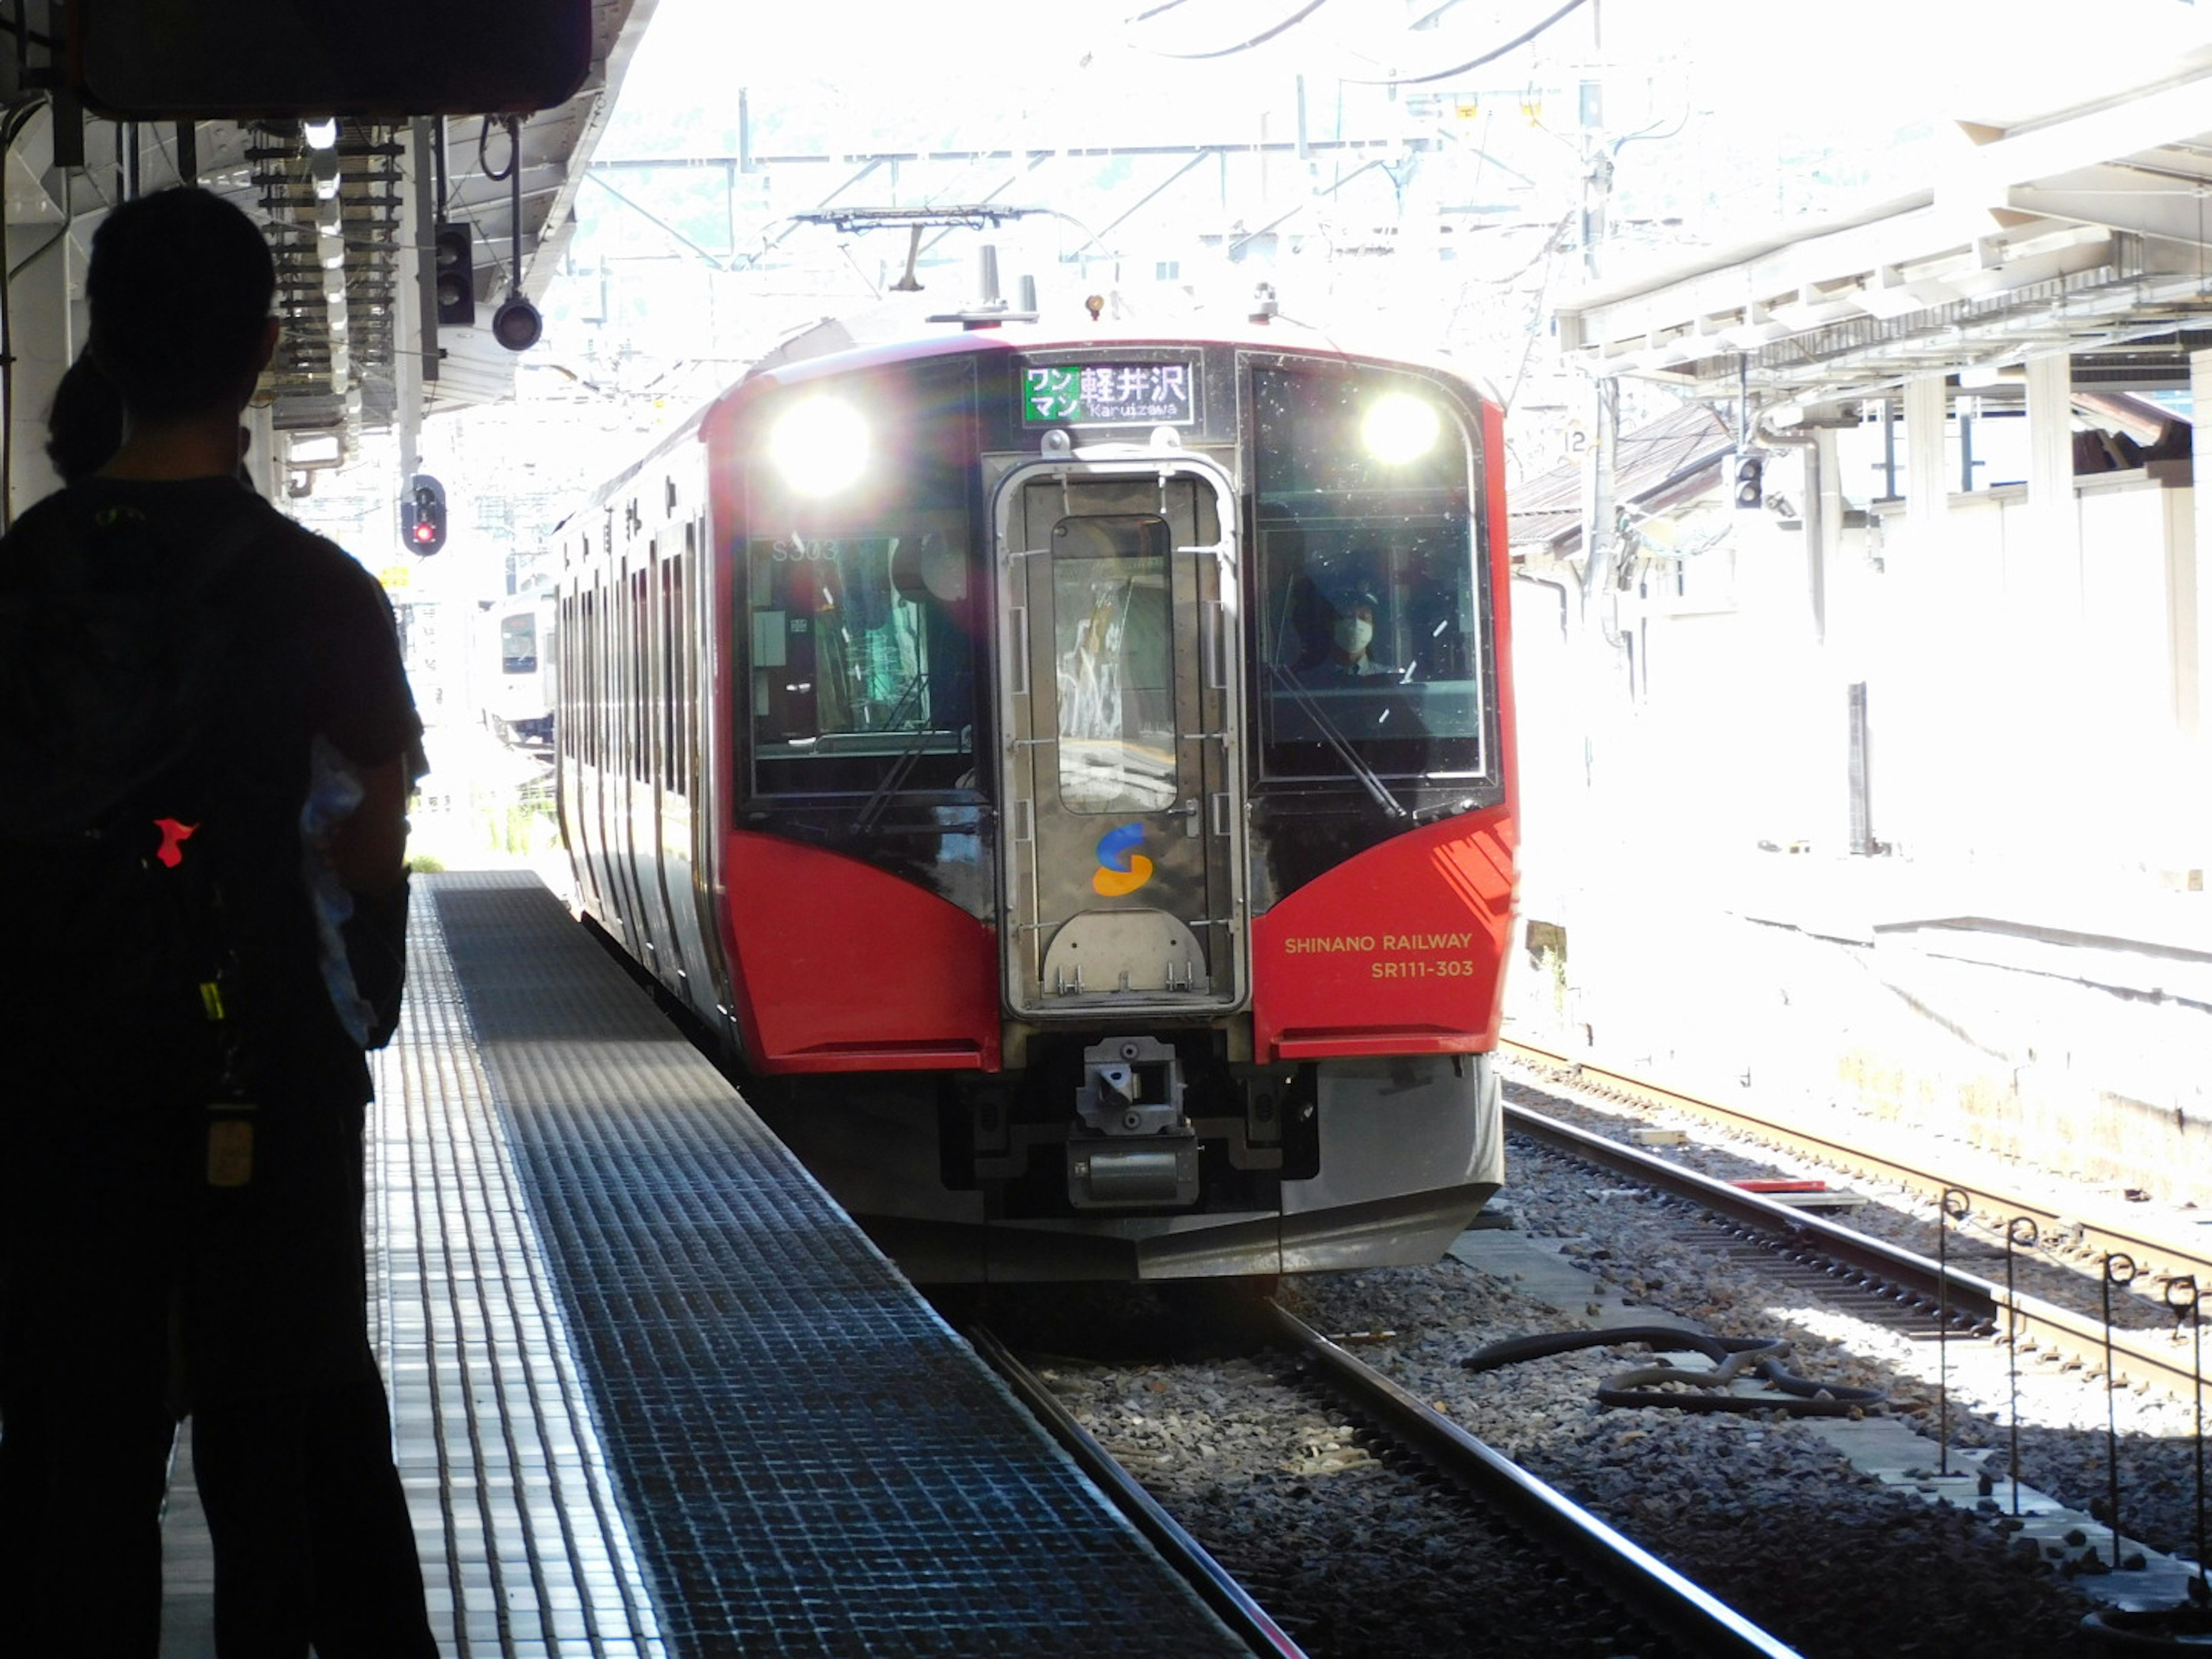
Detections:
[1461, 1325, 1887, 1416]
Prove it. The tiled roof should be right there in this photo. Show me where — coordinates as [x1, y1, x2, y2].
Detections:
[1510, 403, 1733, 557]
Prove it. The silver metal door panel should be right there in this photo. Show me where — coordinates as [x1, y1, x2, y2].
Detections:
[992, 457, 1247, 1020]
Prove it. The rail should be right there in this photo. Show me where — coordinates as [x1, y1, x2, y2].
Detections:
[1502, 1093, 2208, 1404]
[966, 1324, 1308, 1659]
[1501, 1038, 2212, 1290]
[1263, 1303, 1806, 1659]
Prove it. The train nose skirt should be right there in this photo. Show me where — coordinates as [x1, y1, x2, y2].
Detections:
[160, 869, 1245, 1658]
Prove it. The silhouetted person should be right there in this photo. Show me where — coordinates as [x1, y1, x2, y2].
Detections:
[0, 187, 435, 1659]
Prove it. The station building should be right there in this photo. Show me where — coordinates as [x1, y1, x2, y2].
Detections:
[1515, 48, 2212, 1201]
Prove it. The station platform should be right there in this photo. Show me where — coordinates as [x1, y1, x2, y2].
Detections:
[158, 869, 1245, 1658]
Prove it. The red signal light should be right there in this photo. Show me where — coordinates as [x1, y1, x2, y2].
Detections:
[402, 473, 447, 555]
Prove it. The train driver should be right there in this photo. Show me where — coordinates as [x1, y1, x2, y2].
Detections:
[1298, 581, 1397, 683]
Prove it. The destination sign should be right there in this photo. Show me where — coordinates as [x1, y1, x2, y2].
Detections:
[1022, 362, 1195, 426]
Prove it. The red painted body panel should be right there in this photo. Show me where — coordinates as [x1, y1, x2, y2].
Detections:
[1249, 806, 1517, 1060]
[1480, 399, 1519, 843]
[1252, 402, 1518, 1063]
[721, 830, 1002, 1073]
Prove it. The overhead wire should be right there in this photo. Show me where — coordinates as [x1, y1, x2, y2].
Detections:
[1500, 214, 1573, 414]
[1139, 0, 1334, 60]
[834, 238, 882, 299]
[468, 114, 523, 302]
[8, 222, 66, 284]
[1339, 0, 1589, 86]
[1610, 96, 1693, 154]
[478, 113, 518, 184]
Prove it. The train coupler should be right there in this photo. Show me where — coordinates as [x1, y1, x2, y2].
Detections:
[1068, 1135, 1200, 1209]
[1070, 1036, 1198, 1207]
[1075, 1035, 1184, 1137]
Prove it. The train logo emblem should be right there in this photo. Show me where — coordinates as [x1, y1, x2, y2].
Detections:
[1091, 823, 1153, 897]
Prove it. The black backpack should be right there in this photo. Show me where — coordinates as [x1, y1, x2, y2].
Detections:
[0, 493, 274, 1085]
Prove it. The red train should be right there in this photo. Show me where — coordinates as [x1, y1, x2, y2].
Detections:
[552, 310, 1517, 1281]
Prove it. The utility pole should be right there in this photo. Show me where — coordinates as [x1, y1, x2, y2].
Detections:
[1556, 0, 1621, 1059]
[1574, 1, 1619, 612]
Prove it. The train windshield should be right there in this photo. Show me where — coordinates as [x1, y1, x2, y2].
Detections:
[741, 361, 980, 796]
[1251, 365, 1486, 781]
[500, 612, 537, 675]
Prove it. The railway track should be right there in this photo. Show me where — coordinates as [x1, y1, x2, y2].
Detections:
[968, 1324, 1306, 1659]
[971, 1313, 1804, 1659]
[1498, 1060, 2210, 1406]
[1502, 1038, 2212, 1293]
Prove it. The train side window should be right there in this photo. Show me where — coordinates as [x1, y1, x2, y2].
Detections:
[588, 584, 606, 774]
[580, 586, 598, 768]
[556, 593, 573, 756]
[596, 582, 609, 771]
[596, 579, 611, 772]
[609, 575, 624, 775]
[631, 567, 649, 783]
[1251, 365, 1487, 782]
[686, 521, 705, 795]
[660, 556, 678, 791]
[740, 358, 981, 798]
[669, 549, 688, 797]
[602, 578, 615, 772]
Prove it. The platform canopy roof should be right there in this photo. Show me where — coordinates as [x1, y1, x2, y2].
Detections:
[1556, 46, 2212, 407]
[404, 0, 658, 414]
[0, 0, 656, 465]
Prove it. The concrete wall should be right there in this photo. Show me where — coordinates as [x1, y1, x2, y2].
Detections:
[1869, 471, 2205, 879]
[1505, 864, 2212, 1206]
[1506, 457, 2212, 1208]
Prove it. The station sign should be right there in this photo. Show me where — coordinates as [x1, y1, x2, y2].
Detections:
[72, 0, 591, 118]
[1022, 362, 1195, 427]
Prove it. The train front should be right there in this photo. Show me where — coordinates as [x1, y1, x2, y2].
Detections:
[715, 329, 1516, 1281]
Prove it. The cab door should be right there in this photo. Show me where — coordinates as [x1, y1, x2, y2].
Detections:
[994, 458, 1247, 1018]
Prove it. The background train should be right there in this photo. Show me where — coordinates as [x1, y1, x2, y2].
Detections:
[549, 309, 1518, 1281]
[479, 589, 558, 752]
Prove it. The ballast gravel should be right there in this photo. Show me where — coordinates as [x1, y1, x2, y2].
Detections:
[1499, 1074, 2212, 1581]
[982, 1078, 2212, 1658]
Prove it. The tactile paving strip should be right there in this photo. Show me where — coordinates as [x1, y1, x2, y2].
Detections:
[423, 871, 1243, 1658]
[371, 886, 670, 1659]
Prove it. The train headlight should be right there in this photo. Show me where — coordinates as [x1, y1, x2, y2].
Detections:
[770, 399, 868, 496]
[1362, 394, 1442, 465]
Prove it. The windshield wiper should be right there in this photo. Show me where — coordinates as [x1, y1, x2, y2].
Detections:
[1267, 661, 1408, 819]
[854, 672, 941, 834]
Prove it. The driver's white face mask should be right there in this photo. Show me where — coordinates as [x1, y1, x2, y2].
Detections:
[1333, 616, 1374, 657]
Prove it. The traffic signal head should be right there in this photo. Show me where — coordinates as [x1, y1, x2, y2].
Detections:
[1732, 450, 1765, 512]
[491, 294, 543, 352]
[433, 224, 474, 328]
[402, 473, 447, 556]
